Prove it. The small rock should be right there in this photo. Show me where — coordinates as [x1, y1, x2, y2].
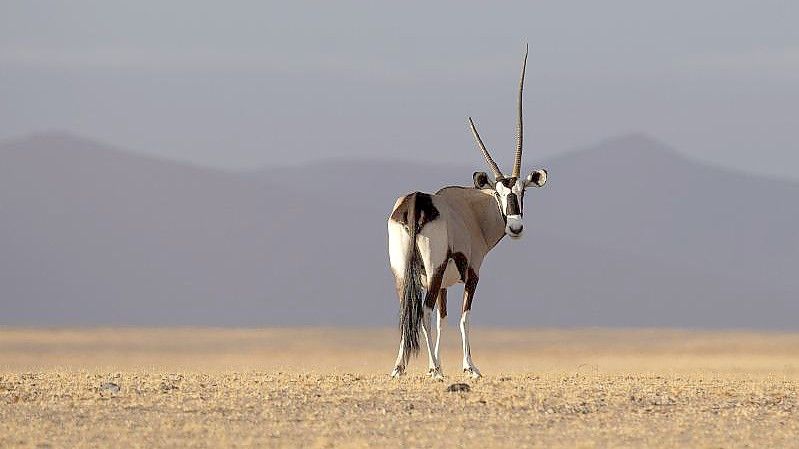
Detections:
[99, 382, 120, 395]
[160, 382, 179, 392]
[446, 383, 471, 393]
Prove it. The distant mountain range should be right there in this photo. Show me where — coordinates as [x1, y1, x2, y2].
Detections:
[1, 132, 797, 328]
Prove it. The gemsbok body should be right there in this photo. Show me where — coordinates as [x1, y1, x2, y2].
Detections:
[387, 47, 548, 379]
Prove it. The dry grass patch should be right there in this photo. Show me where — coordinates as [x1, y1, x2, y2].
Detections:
[1, 328, 798, 448]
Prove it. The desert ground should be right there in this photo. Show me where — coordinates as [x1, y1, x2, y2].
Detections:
[1, 327, 798, 448]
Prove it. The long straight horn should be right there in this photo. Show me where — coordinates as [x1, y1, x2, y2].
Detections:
[468, 117, 504, 180]
[512, 44, 528, 179]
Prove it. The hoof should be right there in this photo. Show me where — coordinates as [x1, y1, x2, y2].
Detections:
[463, 366, 482, 379]
[428, 367, 444, 381]
[391, 366, 405, 378]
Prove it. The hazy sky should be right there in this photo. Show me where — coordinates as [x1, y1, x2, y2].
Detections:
[1, 1, 797, 178]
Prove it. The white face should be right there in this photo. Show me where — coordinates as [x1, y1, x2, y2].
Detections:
[475, 169, 547, 239]
[494, 178, 526, 238]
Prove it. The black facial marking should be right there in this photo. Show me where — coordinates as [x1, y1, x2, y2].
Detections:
[499, 177, 517, 188]
[493, 192, 507, 223]
[506, 192, 520, 216]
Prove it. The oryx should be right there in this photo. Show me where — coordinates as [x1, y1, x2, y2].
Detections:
[387, 47, 548, 380]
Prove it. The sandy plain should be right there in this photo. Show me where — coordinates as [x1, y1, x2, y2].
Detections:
[1, 327, 798, 448]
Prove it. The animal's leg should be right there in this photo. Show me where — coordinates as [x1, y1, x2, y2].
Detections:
[391, 337, 406, 378]
[459, 311, 480, 379]
[420, 306, 442, 379]
[434, 288, 447, 368]
[460, 271, 481, 379]
[422, 270, 445, 380]
[391, 273, 407, 378]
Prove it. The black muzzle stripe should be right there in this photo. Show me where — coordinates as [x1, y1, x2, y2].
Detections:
[506, 193, 520, 216]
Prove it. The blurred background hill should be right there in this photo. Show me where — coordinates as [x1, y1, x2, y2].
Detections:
[1, 132, 796, 327]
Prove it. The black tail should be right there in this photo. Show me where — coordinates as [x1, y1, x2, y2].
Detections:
[391, 192, 439, 366]
[399, 214, 424, 364]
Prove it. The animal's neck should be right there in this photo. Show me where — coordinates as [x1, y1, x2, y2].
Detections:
[473, 189, 506, 250]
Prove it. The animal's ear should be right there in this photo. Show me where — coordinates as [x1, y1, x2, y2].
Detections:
[473, 171, 492, 189]
[525, 169, 547, 188]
